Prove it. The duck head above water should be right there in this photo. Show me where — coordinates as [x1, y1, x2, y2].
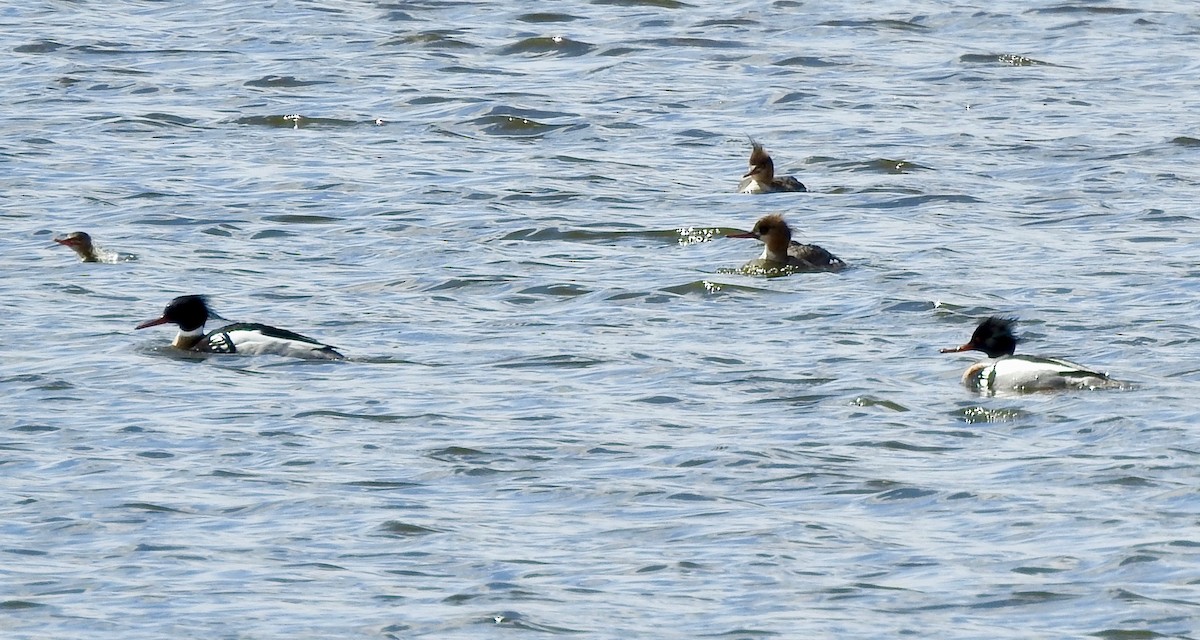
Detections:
[744, 140, 776, 185]
[54, 231, 98, 262]
[940, 316, 1019, 358]
[136, 294, 212, 334]
[727, 213, 794, 263]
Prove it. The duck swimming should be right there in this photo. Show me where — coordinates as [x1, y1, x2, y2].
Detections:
[54, 231, 135, 263]
[940, 316, 1124, 393]
[136, 295, 344, 360]
[726, 214, 845, 273]
[738, 140, 806, 194]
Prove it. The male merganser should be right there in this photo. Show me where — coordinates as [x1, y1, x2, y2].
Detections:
[136, 295, 344, 360]
[738, 140, 806, 194]
[726, 214, 845, 272]
[940, 316, 1123, 393]
[54, 231, 135, 263]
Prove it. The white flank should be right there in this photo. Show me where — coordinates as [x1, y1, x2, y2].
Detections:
[224, 329, 334, 359]
[968, 356, 1114, 392]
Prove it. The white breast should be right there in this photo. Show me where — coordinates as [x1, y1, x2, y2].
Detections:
[738, 177, 765, 194]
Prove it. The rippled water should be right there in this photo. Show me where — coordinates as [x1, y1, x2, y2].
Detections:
[4, 1, 1200, 638]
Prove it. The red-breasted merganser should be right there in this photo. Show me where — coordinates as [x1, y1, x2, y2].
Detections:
[726, 214, 845, 273]
[738, 140, 806, 194]
[136, 295, 344, 360]
[54, 231, 135, 263]
[940, 316, 1124, 393]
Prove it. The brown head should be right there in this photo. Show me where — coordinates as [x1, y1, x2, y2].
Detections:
[54, 231, 97, 262]
[745, 140, 775, 183]
[726, 214, 793, 257]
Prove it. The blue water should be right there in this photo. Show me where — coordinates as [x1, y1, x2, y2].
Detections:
[4, 1, 1200, 638]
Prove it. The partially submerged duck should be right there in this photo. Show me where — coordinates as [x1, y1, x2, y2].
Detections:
[726, 214, 845, 273]
[738, 140, 806, 194]
[54, 232, 135, 263]
[940, 316, 1124, 393]
[136, 295, 344, 360]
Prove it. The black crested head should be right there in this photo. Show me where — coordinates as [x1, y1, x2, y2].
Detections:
[150, 295, 212, 332]
[968, 316, 1019, 357]
[166, 296, 211, 328]
[137, 295, 214, 332]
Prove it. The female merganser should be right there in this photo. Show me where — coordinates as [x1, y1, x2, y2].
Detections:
[136, 295, 344, 360]
[738, 140, 806, 194]
[726, 214, 845, 272]
[54, 231, 135, 263]
[940, 316, 1123, 393]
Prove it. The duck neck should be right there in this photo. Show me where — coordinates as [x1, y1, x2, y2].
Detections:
[761, 233, 791, 263]
[172, 327, 205, 350]
[751, 166, 774, 188]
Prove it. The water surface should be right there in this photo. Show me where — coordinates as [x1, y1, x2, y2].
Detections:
[3, 1, 1200, 638]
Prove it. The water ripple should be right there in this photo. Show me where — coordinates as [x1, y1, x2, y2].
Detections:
[4, 2, 1200, 638]
[496, 36, 596, 57]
